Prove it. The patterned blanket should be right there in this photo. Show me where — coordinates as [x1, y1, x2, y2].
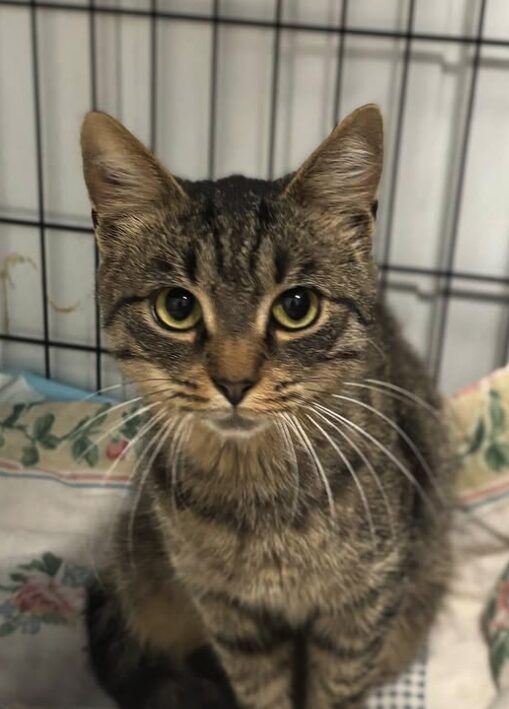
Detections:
[0, 369, 508, 708]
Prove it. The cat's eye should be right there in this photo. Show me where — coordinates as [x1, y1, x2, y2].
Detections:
[153, 288, 202, 331]
[271, 288, 319, 330]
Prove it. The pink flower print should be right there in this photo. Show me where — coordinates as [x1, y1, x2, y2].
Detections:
[105, 438, 129, 461]
[13, 578, 83, 622]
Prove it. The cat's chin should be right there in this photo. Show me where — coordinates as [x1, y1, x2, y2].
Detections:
[202, 411, 268, 438]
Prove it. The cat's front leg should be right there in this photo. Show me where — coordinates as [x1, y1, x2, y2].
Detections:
[306, 612, 386, 709]
[197, 593, 295, 709]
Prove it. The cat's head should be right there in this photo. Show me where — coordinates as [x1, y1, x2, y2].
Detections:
[81, 105, 383, 440]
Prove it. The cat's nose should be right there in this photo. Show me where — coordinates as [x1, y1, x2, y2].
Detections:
[212, 378, 255, 406]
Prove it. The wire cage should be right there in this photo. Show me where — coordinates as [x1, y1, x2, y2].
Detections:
[0, 0, 508, 397]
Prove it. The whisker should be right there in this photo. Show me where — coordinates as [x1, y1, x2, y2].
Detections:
[127, 417, 179, 569]
[73, 382, 125, 402]
[82, 414, 167, 586]
[361, 378, 463, 436]
[69, 395, 142, 439]
[284, 413, 335, 522]
[56, 376, 178, 415]
[363, 379, 441, 420]
[310, 407, 395, 535]
[69, 401, 156, 468]
[275, 418, 300, 523]
[69, 384, 182, 467]
[312, 402, 437, 516]
[332, 393, 446, 504]
[100, 407, 168, 486]
[170, 414, 193, 514]
[305, 413, 376, 543]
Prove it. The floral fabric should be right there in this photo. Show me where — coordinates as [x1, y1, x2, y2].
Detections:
[0, 552, 89, 638]
[484, 562, 509, 689]
[0, 369, 508, 708]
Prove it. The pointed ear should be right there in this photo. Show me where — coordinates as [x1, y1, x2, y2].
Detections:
[283, 104, 383, 215]
[80, 112, 188, 219]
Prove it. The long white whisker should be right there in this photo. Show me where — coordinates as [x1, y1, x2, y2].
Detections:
[70, 395, 140, 433]
[69, 402, 156, 468]
[361, 378, 463, 435]
[72, 377, 186, 404]
[69, 382, 180, 468]
[284, 413, 335, 522]
[305, 413, 376, 543]
[101, 408, 168, 485]
[275, 418, 300, 523]
[364, 379, 440, 419]
[170, 414, 193, 513]
[127, 418, 179, 569]
[332, 393, 445, 504]
[310, 407, 395, 534]
[348, 382, 432, 416]
[312, 402, 436, 515]
[87, 414, 169, 588]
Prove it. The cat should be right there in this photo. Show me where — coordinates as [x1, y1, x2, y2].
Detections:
[81, 104, 454, 709]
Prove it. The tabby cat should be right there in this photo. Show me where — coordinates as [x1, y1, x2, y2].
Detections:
[81, 104, 453, 709]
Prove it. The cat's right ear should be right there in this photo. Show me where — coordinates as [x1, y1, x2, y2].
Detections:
[282, 104, 383, 217]
[80, 112, 188, 227]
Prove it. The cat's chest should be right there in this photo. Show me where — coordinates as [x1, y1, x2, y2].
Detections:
[165, 509, 372, 620]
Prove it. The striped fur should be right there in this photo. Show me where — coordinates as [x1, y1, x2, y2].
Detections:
[80, 105, 454, 708]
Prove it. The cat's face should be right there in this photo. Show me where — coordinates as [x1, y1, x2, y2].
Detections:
[81, 106, 383, 439]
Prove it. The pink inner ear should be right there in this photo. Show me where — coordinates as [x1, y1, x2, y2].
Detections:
[81, 111, 190, 217]
[282, 105, 383, 213]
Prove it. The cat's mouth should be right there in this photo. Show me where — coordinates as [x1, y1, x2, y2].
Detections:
[204, 410, 267, 436]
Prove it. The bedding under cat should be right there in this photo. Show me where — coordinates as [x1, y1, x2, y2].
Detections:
[81, 104, 454, 709]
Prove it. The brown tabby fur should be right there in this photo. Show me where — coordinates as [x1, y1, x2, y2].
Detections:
[81, 105, 454, 709]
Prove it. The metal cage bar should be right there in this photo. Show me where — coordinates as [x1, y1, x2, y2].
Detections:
[430, 0, 488, 382]
[1, 0, 508, 48]
[332, 0, 348, 127]
[1, 0, 508, 390]
[379, 0, 415, 296]
[88, 0, 102, 391]
[29, 0, 51, 378]
[208, 0, 220, 180]
[267, 0, 282, 180]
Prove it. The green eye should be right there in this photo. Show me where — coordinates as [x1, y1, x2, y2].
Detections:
[271, 288, 319, 330]
[153, 288, 202, 331]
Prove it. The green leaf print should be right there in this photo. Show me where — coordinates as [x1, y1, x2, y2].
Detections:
[42, 552, 62, 578]
[489, 390, 506, 436]
[0, 622, 16, 637]
[68, 416, 91, 440]
[84, 445, 99, 467]
[68, 404, 111, 439]
[21, 444, 39, 467]
[2, 403, 25, 428]
[465, 417, 485, 455]
[40, 434, 59, 450]
[19, 560, 45, 573]
[120, 410, 143, 440]
[9, 573, 27, 584]
[491, 632, 509, 682]
[485, 443, 509, 472]
[72, 436, 91, 463]
[88, 406, 110, 432]
[32, 413, 55, 441]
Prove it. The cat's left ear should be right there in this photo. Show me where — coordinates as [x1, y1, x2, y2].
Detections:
[283, 104, 383, 216]
[80, 111, 188, 220]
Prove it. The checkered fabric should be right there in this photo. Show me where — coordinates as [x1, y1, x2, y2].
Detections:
[366, 650, 427, 709]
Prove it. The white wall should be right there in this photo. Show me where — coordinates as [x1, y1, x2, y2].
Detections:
[0, 0, 508, 395]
